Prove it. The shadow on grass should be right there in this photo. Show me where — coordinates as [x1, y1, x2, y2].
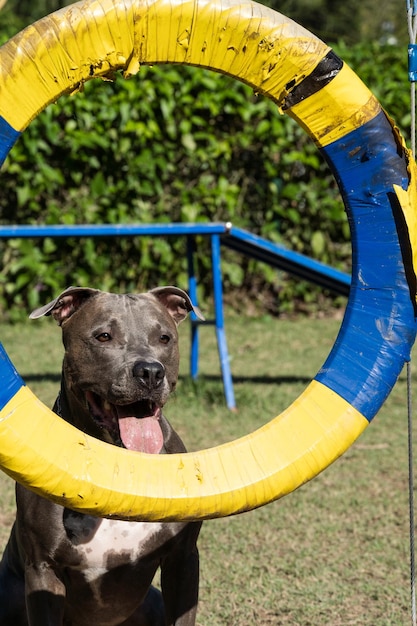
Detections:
[21, 373, 313, 389]
[20, 372, 61, 383]
[180, 374, 312, 385]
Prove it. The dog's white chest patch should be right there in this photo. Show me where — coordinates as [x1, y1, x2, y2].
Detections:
[66, 513, 163, 577]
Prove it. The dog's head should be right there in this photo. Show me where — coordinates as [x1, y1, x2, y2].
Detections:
[30, 286, 204, 453]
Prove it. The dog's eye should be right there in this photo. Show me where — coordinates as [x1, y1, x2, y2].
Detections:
[96, 332, 112, 342]
[159, 334, 170, 345]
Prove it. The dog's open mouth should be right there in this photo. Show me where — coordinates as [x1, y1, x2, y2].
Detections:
[85, 391, 164, 454]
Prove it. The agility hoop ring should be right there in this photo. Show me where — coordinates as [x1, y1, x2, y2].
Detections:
[1, 0, 417, 522]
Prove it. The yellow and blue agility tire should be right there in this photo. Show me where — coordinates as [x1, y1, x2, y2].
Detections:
[1, 0, 417, 521]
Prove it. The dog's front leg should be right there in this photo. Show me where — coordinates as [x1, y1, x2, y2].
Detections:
[25, 563, 65, 626]
[160, 523, 201, 626]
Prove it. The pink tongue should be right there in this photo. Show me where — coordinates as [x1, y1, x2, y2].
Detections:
[118, 416, 164, 453]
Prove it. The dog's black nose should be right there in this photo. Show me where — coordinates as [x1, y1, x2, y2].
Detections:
[133, 361, 165, 388]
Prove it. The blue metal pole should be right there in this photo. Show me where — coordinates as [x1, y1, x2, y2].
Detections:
[186, 235, 200, 380]
[211, 234, 236, 410]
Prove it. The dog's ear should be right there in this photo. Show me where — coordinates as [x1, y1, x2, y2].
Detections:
[150, 286, 204, 325]
[29, 287, 101, 326]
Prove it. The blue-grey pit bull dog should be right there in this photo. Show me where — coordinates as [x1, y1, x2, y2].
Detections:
[0, 286, 204, 626]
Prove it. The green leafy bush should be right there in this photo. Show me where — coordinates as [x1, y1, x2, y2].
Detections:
[0, 40, 410, 318]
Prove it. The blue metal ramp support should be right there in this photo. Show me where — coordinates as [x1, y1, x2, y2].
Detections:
[186, 232, 236, 410]
[211, 234, 236, 411]
[186, 235, 200, 380]
[221, 225, 350, 297]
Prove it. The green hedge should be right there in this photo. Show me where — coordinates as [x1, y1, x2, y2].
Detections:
[0, 40, 410, 318]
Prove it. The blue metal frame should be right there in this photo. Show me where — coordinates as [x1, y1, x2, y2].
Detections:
[0, 222, 351, 410]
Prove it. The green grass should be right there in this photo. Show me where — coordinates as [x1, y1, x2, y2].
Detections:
[0, 312, 415, 625]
